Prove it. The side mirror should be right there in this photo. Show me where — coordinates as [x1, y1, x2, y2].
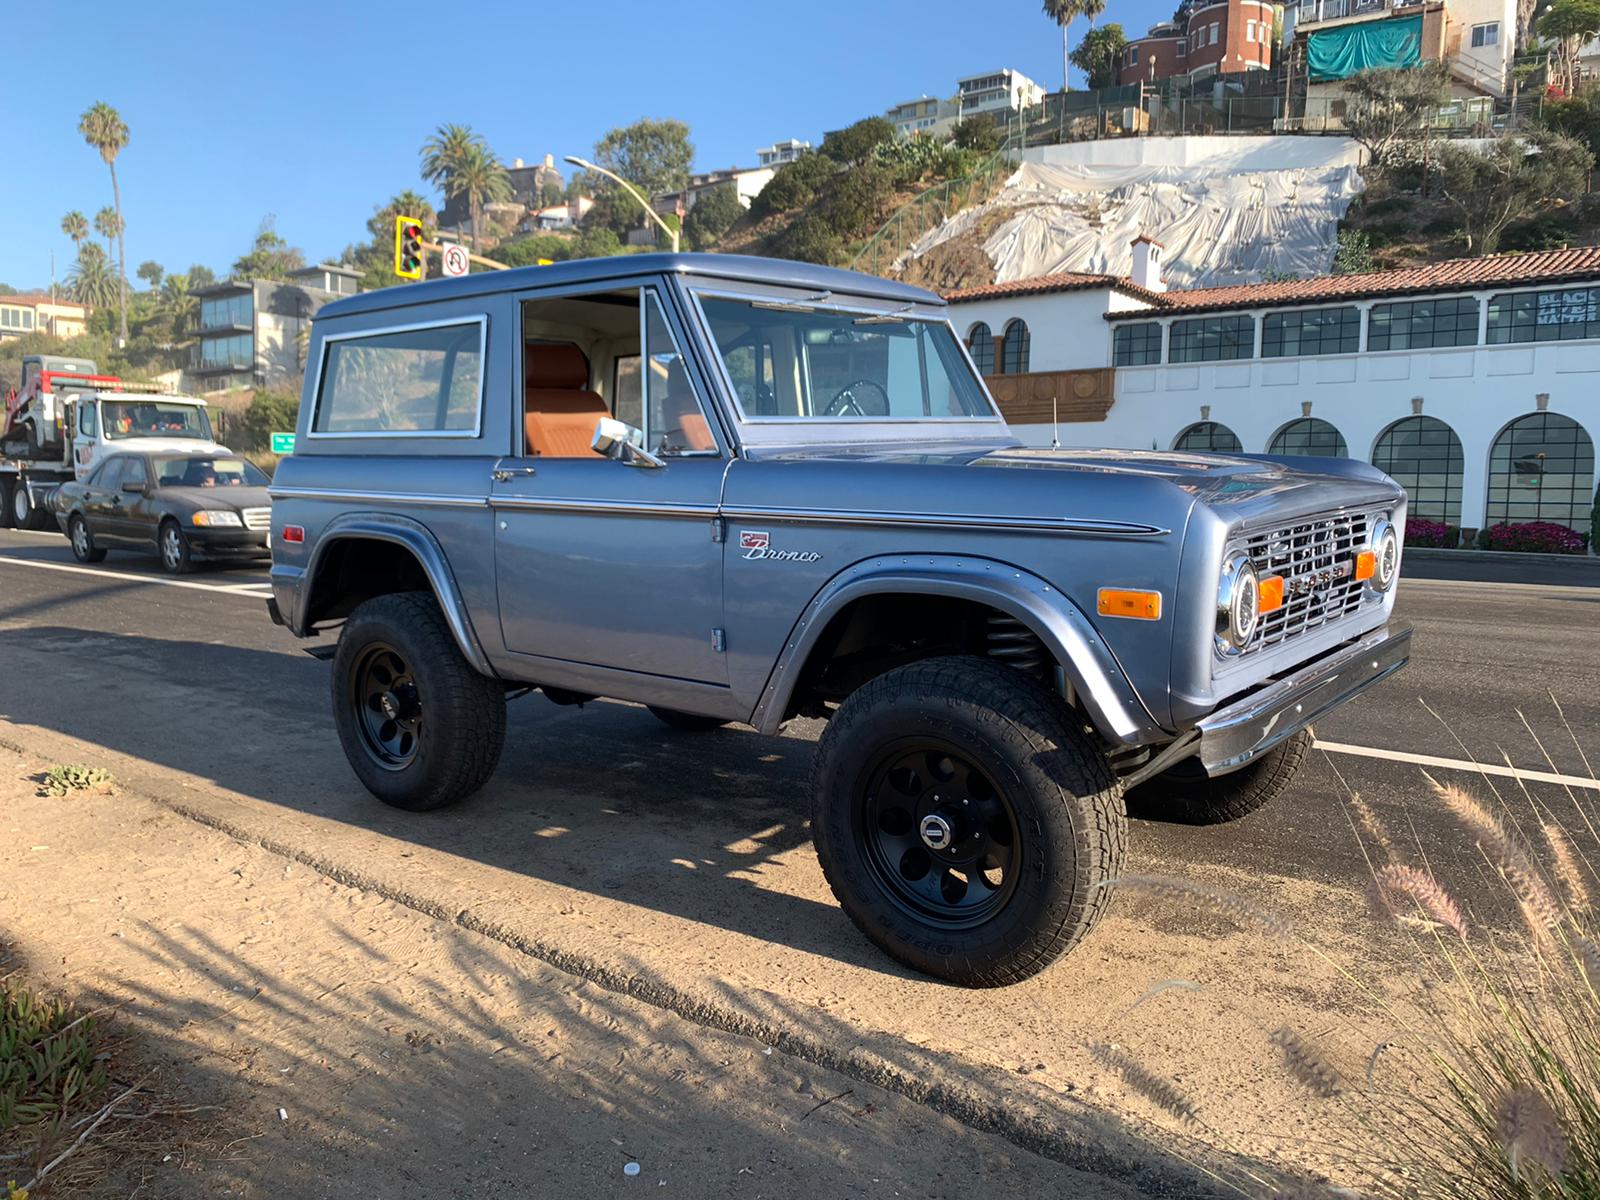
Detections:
[592, 417, 664, 469]
[122, 480, 146, 493]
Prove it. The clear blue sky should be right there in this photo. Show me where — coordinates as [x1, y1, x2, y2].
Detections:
[4, 0, 1169, 291]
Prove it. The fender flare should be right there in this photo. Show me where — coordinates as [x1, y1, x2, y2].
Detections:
[747, 554, 1165, 745]
[300, 511, 496, 678]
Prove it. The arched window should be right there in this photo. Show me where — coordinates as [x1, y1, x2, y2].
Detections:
[966, 322, 994, 376]
[1270, 418, 1348, 457]
[1172, 421, 1243, 453]
[1486, 412, 1595, 537]
[1000, 319, 1030, 374]
[1372, 416, 1464, 526]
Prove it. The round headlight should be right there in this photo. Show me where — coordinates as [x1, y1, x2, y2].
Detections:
[1216, 553, 1260, 654]
[1371, 518, 1399, 592]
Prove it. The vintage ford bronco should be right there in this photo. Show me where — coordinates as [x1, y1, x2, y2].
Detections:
[267, 253, 1410, 986]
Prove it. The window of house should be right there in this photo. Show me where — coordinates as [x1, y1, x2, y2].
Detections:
[1113, 321, 1164, 366]
[1486, 412, 1595, 538]
[1210, 22, 1220, 44]
[1247, 19, 1258, 40]
[1487, 285, 1600, 344]
[1173, 421, 1243, 453]
[1471, 21, 1499, 46]
[1262, 306, 1360, 357]
[1129, 46, 1140, 65]
[967, 322, 995, 375]
[1000, 319, 1030, 374]
[1372, 416, 1463, 525]
[199, 293, 252, 330]
[198, 333, 253, 370]
[1269, 417, 1348, 457]
[313, 319, 484, 436]
[1177, 40, 1186, 55]
[1367, 297, 1480, 350]
[1169, 314, 1255, 362]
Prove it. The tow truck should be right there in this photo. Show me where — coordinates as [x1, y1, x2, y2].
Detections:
[2, 354, 228, 530]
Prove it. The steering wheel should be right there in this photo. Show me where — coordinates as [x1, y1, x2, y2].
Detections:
[823, 379, 891, 418]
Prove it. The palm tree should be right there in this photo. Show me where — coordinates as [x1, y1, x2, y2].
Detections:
[61, 211, 89, 249]
[67, 244, 118, 310]
[420, 123, 483, 240]
[1081, 0, 1105, 31]
[94, 206, 122, 259]
[1043, 0, 1084, 91]
[450, 144, 512, 253]
[161, 273, 196, 339]
[78, 101, 130, 343]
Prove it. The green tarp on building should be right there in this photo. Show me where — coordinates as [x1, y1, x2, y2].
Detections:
[1307, 14, 1423, 81]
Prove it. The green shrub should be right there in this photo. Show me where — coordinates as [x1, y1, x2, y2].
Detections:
[0, 981, 109, 1132]
[820, 116, 895, 166]
[750, 153, 836, 220]
[684, 181, 743, 249]
[236, 390, 300, 454]
[495, 234, 573, 267]
[37, 764, 114, 797]
[771, 215, 843, 265]
[820, 163, 895, 239]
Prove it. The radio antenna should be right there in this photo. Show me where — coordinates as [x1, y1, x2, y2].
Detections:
[1051, 396, 1061, 450]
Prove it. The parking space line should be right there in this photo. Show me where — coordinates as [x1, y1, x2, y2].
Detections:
[1314, 740, 1600, 791]
[0, 553, 269, 599]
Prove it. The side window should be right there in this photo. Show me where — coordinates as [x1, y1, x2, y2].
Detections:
[613, 355, 642, 431]
[314, 320, 484, 435]
[78, 403, 98, 437]
[643, 291, 715, 454]
[121, 457, 148, 489]
[94, 458, 125, 490]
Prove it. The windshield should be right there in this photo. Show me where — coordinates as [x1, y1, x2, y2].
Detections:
[152, 455, 269, 489]
[104, 401, 214, 441]
[696, 296, 995, 421]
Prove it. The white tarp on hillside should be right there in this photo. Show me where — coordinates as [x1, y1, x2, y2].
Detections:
[899, 153, 1367, 288]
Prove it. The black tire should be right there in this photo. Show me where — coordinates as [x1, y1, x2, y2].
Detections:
[811, 656, 1125, 988]
[0, 479, 14, 530]
[332, 591, 506, 812]
[68, 515, 107, 563]
[158, 519, 192, 575]
[11, 481, 52, 531]
[1125, 729, 1312, 825]
[647, 706, 729, 732]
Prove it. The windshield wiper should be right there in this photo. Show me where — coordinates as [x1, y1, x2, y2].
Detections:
[854, 304, 916, 325]
[751, 289, 833, 313]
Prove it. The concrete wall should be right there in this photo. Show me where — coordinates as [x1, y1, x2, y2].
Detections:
[1018, 133, 1364, 171]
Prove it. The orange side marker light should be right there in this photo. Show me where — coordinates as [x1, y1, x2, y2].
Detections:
[1097, 588, 1162, 621]
[1353, 550, 1376, 583]
[1257, 574, 1285, 614]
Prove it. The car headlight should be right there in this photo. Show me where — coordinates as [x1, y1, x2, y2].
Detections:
[191, 510, 243, 527]
[1369, 517, 1399, 592]
[1216, 553, 1260, 654]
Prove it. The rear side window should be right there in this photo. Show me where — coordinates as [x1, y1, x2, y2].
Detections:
[313, 319, 484, 435]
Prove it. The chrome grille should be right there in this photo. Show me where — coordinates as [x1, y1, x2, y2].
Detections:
[241, 507, 271, 531]
[1238, 512, 1370, 655]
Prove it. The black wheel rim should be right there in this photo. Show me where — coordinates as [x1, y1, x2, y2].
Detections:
[351, 642, 422, 770]
[857, 739, 1020, 929]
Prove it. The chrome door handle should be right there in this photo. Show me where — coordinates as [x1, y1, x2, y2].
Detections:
[491, 466, 537, 482]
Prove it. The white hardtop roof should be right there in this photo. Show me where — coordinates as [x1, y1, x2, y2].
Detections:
[90, 390, 208, 406]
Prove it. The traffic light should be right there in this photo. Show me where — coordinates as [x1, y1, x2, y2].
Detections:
[394, 215, 425, 280]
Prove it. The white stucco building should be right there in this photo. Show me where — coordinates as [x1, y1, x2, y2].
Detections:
[946, 245, 1600, 542]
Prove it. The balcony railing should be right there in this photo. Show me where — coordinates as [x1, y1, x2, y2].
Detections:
[1296, 0, 1425, 25]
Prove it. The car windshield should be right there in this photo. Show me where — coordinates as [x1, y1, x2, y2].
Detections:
[152, 455, 268, 489]
[696, 296, 994, 421]
[103, 401, 213, 440]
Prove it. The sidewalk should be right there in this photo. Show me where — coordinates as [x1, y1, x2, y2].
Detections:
[0, 748, 1140, 1200]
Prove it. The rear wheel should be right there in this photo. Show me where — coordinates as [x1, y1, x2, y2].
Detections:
[647, 706, 729, 732]
[158, 519, 192, 575]
[811, 656, 1125, 987]
[1125, 730, 1312, 825]
[11, 481, 52, 531]
[69, 515, 107, 563]
[0, 480, 14, 530]
[332, 591, 506, 811]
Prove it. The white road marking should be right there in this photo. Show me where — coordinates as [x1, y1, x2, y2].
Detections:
[1314, 740, 1600, 791]
[0, 552, 269, 599]
[3, 528, 67, 538]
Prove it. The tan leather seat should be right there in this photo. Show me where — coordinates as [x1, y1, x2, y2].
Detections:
[524, 342, 607, 457]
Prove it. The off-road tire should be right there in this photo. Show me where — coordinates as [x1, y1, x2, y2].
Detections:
[332, 591, 506, 812]
[811, 655, 1126, 987]
[1126, 729, 1312, 825]
[647, 706, 729, 732]
[69, 515, 107, 563]
[158, 519, 193, 575]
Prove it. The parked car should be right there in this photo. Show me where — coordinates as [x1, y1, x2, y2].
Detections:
[266, 253, 1410, 987]
[53, 451, 272, 573]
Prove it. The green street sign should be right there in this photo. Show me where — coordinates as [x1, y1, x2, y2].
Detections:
[271, 432, 296, 455]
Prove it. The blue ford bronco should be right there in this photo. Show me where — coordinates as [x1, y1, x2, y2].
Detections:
[267, 253, 1410, 986]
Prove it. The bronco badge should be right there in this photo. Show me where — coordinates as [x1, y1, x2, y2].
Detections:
[739, 530, 822, 564]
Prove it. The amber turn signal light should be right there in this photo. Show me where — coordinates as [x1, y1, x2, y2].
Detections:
[1353, 549, 1377, 582]
[1257, 574, 1285, 614]
[1097, 588, 1162, 621]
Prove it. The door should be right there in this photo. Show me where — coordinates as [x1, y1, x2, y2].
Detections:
[78, 457, 124, 541]
[492, 285, 728, 686]
[103, 455, 151, 543]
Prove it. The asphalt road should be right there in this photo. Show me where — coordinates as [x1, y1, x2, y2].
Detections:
[2, 526, 1597, 1190]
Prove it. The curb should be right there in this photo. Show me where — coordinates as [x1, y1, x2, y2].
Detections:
[0, 733, 1231, 1199]
[1406, 548, 1598, 565]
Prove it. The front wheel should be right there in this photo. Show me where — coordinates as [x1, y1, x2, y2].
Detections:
[1125, 730, 1312, 825]
[158, 520, 193, 574]
[69, 515, 107, 563]
[332, 591, 506, 811]
[811, 656, 1125, 987]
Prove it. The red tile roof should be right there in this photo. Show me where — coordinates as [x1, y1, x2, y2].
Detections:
[941, 245, 1600, 318]
[0, 292, 86, 310]
[943, 271, 1165, 303]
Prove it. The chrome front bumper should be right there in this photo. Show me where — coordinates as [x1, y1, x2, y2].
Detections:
[1195, 620, 1413, 775]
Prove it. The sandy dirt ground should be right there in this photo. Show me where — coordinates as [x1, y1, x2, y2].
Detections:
[0, 748, 1152, 1200]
